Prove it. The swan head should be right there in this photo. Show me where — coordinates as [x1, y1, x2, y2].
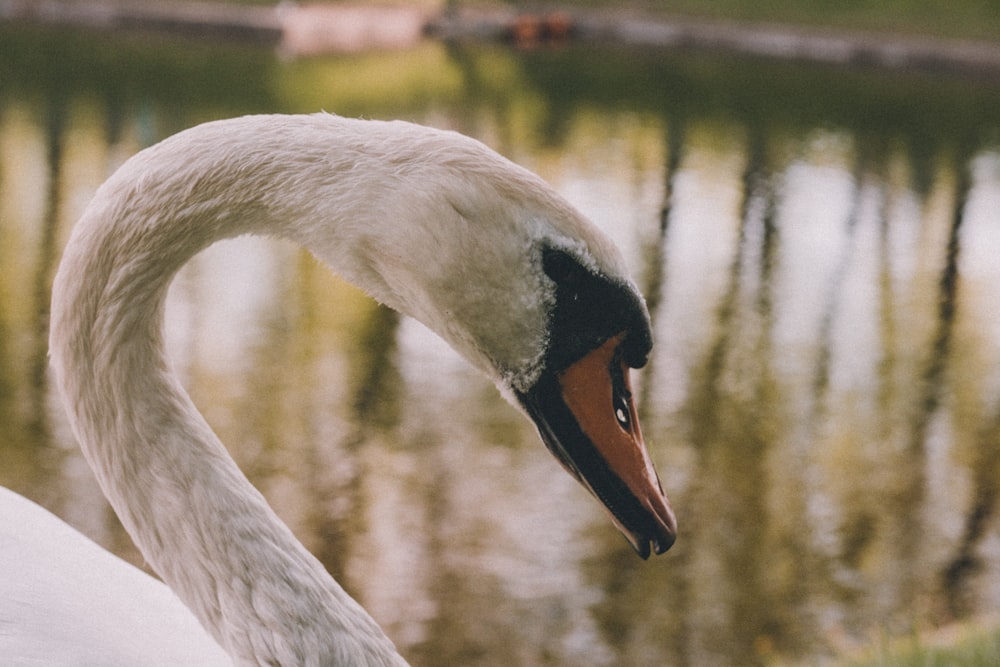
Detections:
[340, 123, 676, 557]
[393, 234, 678, 559]
[512, 245, 677, 558]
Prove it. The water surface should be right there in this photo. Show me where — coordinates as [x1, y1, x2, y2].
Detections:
[2, 25, 1000, 666]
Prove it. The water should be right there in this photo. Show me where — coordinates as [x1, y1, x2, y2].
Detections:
[2, 24, 1000, 666]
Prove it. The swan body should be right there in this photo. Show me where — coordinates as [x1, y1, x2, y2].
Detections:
[6, 114, 675, 665]
[0, 486, 229, 665]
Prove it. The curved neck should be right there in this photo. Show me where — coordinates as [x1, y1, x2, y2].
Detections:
[49, 116, 411, 665]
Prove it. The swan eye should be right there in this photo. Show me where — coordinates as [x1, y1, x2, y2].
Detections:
[610, 357, 633, 431]
[614, 394, 631, 430]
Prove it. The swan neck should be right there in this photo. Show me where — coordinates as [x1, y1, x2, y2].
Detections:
[49, 115, 408, 665]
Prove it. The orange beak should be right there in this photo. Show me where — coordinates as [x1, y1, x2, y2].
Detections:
[517, 333, 677, 558]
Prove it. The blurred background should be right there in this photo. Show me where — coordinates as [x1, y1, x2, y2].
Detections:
[1, 2, 999, 665]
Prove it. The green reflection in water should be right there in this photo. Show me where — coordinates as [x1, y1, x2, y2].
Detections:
[1, 23, 1000, 667]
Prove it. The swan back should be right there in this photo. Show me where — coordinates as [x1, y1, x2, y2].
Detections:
[0, 487, 230, 665]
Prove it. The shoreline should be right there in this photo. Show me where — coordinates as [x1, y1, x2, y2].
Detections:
[2, 0, 1000, 77]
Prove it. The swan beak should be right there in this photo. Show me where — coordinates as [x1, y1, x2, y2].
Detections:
[517, 334, 677, 558]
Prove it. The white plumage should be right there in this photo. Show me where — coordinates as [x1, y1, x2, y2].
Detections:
[0, 486, 229, 665]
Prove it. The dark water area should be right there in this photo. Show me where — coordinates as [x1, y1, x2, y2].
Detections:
[2, 24, 1000, 666]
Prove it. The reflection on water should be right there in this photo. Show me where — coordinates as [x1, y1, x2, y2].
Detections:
[2, 25, 1000, 666]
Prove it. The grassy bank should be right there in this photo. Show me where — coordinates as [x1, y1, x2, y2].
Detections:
[829, 622, 1000, 667]
[505, 0, 1000, 42]
[68, 0, 1000, 42]
[23, 1, 1000, 43]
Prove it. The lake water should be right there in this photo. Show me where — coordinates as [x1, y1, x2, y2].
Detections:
[2, 24, 1000, 666]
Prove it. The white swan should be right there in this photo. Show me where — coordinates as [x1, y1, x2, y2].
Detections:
[3, 114, 676, 665]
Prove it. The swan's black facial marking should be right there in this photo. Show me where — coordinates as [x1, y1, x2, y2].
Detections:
[540, 247, 652, 373]
[516, 246, 676, 558]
